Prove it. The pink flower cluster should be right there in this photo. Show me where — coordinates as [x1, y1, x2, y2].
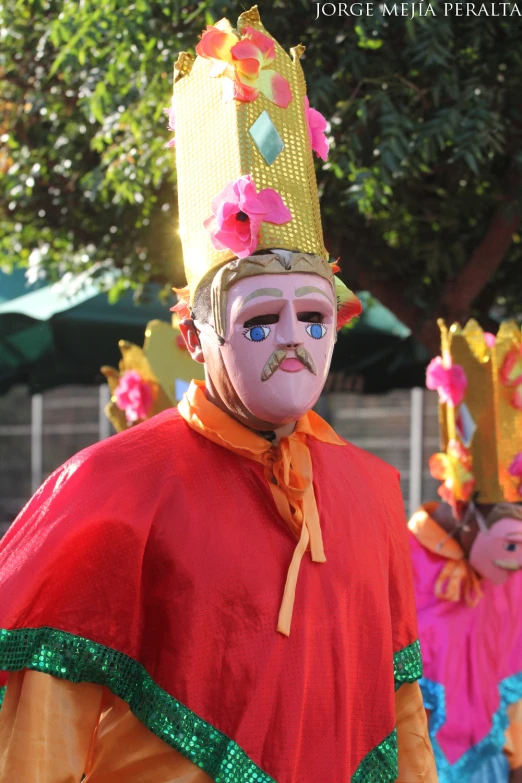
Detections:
[196, 25, 292, 108]
[426, 356, 467, 407]
[204, 174, 291, 258]
[304, 97, 329, 161]
[114, 370, 153, 424]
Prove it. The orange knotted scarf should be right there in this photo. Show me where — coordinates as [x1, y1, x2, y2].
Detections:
[178, 380, 345, 636]
[408, 503, 483, 606]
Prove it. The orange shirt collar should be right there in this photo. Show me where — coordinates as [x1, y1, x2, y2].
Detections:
[178, 379, 344, 457]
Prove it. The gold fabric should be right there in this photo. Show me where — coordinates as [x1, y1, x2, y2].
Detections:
[437, 319, 522, 503]
[173, 6, 327, 299]
[0, 671, 437, 782]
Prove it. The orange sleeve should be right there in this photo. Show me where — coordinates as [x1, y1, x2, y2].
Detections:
[505, 699, 522, 771]
[395, 682, 438, 783]
[0, 669, 214, 782]
[0, 670, 103, 782]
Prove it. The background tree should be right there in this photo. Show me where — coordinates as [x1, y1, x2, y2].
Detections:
[2, 0, 522, 352]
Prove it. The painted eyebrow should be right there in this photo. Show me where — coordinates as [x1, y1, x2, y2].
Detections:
[504, 532, 522, 540]
[295, 285, 334, 304]
[242, 288, 284, 305]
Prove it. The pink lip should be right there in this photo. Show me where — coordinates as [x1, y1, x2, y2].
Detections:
[280, 358, 304, 373]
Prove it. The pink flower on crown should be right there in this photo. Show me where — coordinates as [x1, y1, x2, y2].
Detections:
[114, 370, 153, 424]
[204, 174, 291, 258]
[509, 453, 522, 496]
[426, 356, 467, 407]
[196, 25, 292, 108]
[163, 99, 176, 148]
[304, 96, 329, 161]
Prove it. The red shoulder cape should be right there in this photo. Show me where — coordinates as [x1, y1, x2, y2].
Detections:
[0, 410, 421, 783]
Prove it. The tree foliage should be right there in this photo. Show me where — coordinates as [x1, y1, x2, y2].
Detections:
[2, 0, 522, 348]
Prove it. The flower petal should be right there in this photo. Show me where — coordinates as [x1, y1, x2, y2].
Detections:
[256, 69, 292, 108]
[513, 385, 522, 410]
[196, 26, 236, 63]
[256, 187, 292, 224]
[234, 57, 262, 81]
[240, 26, 276, 63]
[509, 452, 522, 477]
[501, 347, 522, 387]
[237, 176, 266, 215]
[231, 77, 259, 103]
[209, 60, 229, 77]
[231, 38, 263, 68]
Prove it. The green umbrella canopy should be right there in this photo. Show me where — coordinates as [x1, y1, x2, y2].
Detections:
[0, 273, 430, 396]
[0, 270, 175, 394]
[330, 292, 431, 394]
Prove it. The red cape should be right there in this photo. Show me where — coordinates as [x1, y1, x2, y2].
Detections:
[0, 410, 421, 782]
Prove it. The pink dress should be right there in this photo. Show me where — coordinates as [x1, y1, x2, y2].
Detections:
[409, 505, 522, 782]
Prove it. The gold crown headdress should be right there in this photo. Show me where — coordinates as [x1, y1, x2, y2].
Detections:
[171, 6, 328, 302]
[428, 318, 522, 506]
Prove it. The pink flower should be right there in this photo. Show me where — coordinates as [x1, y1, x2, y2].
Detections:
[114, 370, 153, 424]
[196, 25, 292, 108]
[204, 174, 292, 258]
[509, 453, 522, 495]
[426, 356, 467, 407]
[484, 332, 496, 348]
[304, 96, 329, 161]
[509, 453, 522, 478]
[163, 99, 175, 148]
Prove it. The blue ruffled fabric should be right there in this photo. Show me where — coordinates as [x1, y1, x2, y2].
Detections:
[420, 672, 522, 782]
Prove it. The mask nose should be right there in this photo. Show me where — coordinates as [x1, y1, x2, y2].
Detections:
[275, 302, 302, 349]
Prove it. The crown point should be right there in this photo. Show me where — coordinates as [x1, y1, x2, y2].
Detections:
[174, 52, 194, 81]
[238, 5, 261, 28]
[291, 44, 306, 61]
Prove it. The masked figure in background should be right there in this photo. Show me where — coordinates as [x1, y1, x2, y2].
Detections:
[0, 8, 436, 782]
[409, 318, 522, 783]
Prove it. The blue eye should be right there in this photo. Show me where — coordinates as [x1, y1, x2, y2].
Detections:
[306, 323, 327, 340]
[505, 542, 518, 552]
[244, 325, 271, 342]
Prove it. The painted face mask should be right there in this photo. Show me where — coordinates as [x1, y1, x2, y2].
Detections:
[469, 507, 522, 584]
[219, 272, 336, 425]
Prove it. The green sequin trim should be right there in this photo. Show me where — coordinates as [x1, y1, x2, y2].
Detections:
[352, 729, 398, 783]
[0, 627, 420, 783]
[0, 627, 275, 783]
[393, 639, 423, 688]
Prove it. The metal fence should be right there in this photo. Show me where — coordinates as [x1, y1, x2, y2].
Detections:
[0, 385, 441, 533]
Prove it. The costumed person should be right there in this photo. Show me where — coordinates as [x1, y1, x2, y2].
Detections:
[0, 8, 436, 782]
[409, 318, 522, 783]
